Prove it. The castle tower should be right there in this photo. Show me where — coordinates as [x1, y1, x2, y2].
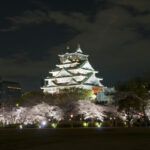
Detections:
[41, 46, 103, 94]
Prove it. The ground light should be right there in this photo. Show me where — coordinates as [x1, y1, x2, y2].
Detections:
[41, 121, 47, 126]
[123, 121, 127, 126]
[51, 123, 57, 128]
[95, 122, 103, 128]
[39, 120, 47, 128]
[83, 122, 88, 127]
[19, 124, 23, 129]
[16, 103, 19, 107]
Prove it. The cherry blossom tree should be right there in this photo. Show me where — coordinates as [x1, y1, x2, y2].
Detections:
[0, 103, 64, 125]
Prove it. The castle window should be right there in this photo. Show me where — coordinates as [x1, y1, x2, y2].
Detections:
[45, 81, 48, 85]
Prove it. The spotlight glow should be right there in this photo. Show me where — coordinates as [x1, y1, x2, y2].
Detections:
[51, 123, 57, 128]
[41, 121, 47, 126]
[83, 122, 88, 127]
[19, 124, 23, 129]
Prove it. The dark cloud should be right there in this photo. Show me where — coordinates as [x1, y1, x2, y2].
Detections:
[0, 10, 90, 32]
[0, 26, 19, 32]
[110, 0, 150, 12]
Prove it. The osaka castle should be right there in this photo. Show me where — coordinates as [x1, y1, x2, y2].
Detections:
[41, 45, 104, 95]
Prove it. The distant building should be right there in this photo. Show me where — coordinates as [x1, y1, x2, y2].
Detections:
[0, 80, 21, 102]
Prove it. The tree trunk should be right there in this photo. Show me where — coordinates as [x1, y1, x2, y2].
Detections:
[142, 104, 149, 127]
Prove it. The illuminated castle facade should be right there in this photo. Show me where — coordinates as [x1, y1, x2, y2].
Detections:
[41, 46, 104, 94]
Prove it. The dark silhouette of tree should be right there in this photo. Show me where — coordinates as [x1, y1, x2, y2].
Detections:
[114, 77, 150, 126]
[118, 95, 141, 127]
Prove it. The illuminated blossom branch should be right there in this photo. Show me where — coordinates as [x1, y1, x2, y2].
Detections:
[72, 100, 119, 121]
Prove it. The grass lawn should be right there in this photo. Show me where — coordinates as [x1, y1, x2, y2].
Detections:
[0, 128, 150, 150]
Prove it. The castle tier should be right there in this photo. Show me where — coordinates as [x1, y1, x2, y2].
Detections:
[41, 46, 103, 94]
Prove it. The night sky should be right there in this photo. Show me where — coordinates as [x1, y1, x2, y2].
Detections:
[0, 0, 150, 91]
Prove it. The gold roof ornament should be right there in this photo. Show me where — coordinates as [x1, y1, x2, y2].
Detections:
[78, 43, 80, 48]
[76, 43, 83, 53]
[66, 45, 70, 50]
